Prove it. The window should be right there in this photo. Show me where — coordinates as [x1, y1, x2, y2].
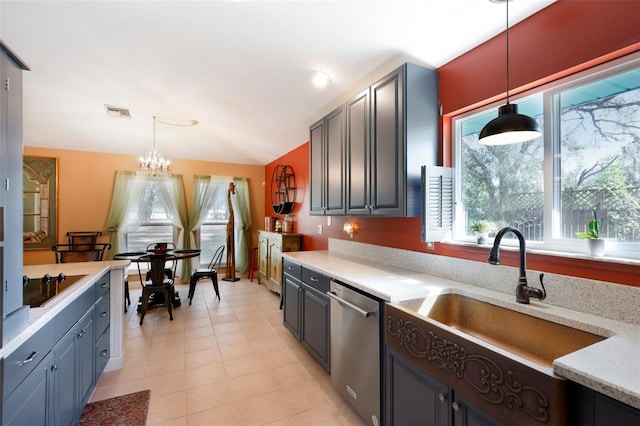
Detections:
[454, 54, 640, 258]
[125, 185, 175, 252]
[199, 195, 229, 265]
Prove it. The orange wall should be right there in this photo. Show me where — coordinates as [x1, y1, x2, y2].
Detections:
[266, 1, 640, 288]
[24, 147, 265, 265]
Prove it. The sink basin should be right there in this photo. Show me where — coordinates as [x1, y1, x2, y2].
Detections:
[399, 293, 606, 368]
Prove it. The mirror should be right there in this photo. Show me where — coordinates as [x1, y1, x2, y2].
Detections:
[23, 156, 58, 250]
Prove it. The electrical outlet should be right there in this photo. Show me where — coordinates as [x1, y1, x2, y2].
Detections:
[327, 216, 332, 226]
[317, 224, 323, 234]
[426, 242, 435, 250]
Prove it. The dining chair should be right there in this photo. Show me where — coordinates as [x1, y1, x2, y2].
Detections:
[52, 243, 111, 263]
[66, 231, 102, 250]
[188, 245, 225, 305]
[139, 253, 175, 325]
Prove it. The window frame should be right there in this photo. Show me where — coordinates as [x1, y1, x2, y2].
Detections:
[452, 52, 640, 259]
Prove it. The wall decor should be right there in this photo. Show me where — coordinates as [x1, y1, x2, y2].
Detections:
[23, 156, 58, 250]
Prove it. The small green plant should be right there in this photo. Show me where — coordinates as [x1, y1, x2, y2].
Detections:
[470, 220, 494, 233]
[576, 210, 601, 239]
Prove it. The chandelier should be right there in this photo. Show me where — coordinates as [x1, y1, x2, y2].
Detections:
[139, 116, 199, 178]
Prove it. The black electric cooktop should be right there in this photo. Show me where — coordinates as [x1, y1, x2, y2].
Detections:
[23, 273, 88, 308]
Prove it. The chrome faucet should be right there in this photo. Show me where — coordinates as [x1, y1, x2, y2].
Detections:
[488, 226, 546, 304]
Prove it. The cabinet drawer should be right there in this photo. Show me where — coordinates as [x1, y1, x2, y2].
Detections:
[3, 320, 54, 398]
[95, 272, 110, 299]
[301, 267, 330, 293]
[95, 326, 110, 381]
[95, 294, 110, 339]
[55, 285, 94, 341]
[283, 259, 301, 280]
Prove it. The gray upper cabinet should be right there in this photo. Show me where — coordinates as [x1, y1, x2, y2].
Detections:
[310, 105, 346, 215]
[312, 62, 438, 217]
[1, 41, 30, 344]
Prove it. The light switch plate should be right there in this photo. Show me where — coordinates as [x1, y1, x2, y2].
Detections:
[327, 216, 332, 226]
[317, 225, 323, 234]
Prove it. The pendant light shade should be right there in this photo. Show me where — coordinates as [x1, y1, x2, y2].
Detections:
[478, 103, 541, 145]
[478, 0, 541, 145]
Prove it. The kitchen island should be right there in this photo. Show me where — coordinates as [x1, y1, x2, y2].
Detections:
[283, 239, 640, 423]
[1, 260, 128, 425]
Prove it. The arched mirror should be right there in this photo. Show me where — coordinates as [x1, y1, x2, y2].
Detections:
[23, 156, 58, 249]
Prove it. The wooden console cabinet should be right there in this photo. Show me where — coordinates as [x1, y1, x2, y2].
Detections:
[258, 231, 301, 294]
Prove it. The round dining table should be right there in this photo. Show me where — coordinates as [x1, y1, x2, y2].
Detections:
[114, 248, 201, 308]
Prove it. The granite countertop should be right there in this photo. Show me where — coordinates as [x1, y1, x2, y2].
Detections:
[0, 260, 129, 357]
[283, 250, 640, 410]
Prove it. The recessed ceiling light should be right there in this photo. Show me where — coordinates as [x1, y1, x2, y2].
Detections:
[312, 71, 331, 88]
[104, 104, 131, 119]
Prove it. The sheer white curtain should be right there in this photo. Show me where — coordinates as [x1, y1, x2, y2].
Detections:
[153, 175, 189, 277]
[104, 171, 149, 258]
[182, 175, 230, 278]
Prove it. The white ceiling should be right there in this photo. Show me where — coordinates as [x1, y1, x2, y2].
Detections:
[0, 0, 555, 165]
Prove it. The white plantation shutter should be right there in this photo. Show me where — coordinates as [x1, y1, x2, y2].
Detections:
[422, 166, 454, 242]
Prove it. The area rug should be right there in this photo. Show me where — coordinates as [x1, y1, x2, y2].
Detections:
[78, 389, 151, 426]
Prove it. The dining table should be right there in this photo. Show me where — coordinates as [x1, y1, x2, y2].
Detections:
[114, 248, 201, 308]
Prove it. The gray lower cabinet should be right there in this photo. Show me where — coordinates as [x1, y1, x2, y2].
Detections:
[282, 259, 330, 372]
[573, 382, 640, 426]
[386, 346, 500, 426]
[2, 272, 111, 425]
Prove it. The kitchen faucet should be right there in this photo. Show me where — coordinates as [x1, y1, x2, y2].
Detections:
[488, 226, 546, 304]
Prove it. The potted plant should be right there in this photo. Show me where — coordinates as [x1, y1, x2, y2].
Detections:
[470, 220, 494, 244]
[576, 210, 605, 257]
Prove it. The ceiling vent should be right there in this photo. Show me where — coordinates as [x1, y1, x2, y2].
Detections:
[104, 104, 131, 119]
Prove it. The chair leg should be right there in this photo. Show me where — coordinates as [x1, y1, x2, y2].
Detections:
[139, 288, 149, 325]
[166, 287, 174, 321]
[212, 275, 220, 300]
[188, 277, 196, 305]
[124, 276, 131, 313]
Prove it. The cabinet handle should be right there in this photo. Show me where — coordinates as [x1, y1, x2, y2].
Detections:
[78, 329, 87, 338]
[100, 282, 109, 288]
[101, 350, 109, 357]
[438, 393, 447, 402]
[50, 364, 59, 372]
[19, 351, 39, 366]
[287, 266, 294, 270]
[452, 402, 460, 412]
[310, 276, 319, 282]
[100, 311, 108, 317]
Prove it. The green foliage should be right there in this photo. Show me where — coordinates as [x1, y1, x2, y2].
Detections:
[470, 220, 495, 233]
[576, 210, 601, 239]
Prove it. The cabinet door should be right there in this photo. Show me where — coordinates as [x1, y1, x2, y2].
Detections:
[386, 347, 449, 426]
[258, 235, 268, 281]
[3, 352, 53, 426]
[371, 67, 405, 216]
[346, 88, 370, 215]
[452, 392, 502, 426]
[76, 309, 96, 412]
[309, 119, 325, 215]
[2, 48, 25, 322]
[268, 242, 282, 291]
[282, 274, 302, 340]
[53, 329, 77, 426]
[324, 106, 345, 215]
[301, 284, 330, 372]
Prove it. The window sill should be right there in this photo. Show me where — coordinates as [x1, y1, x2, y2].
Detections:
[436, 240, 640, 287]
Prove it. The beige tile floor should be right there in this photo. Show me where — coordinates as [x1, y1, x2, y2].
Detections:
[92, 276, 367, 425]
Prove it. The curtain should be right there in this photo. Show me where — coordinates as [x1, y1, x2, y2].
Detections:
[231, 177, 252, 274]
[104, 171, 147, 258]
[154, 175, 189, 278]
[181, 175, 230, 278]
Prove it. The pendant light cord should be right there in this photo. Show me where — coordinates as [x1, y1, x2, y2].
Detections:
[505, 0, 510, 104]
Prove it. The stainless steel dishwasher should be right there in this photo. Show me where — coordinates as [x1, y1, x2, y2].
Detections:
[327, 280, 381, 426]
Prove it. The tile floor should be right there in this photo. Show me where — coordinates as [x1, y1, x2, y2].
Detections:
[92, 276, 367, 425]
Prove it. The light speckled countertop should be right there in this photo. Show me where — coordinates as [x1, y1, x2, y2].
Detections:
[283, 249, 640, 410]
[0, 261, 129, 357]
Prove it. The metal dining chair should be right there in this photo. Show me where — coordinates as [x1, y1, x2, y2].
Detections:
[188, 245, 225, 305]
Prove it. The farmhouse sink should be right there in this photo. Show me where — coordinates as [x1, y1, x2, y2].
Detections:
[387, 295, 609, 425]
[398, 293, 607, 367]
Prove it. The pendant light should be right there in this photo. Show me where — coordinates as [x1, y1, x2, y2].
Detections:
[479, 0, 541, 145]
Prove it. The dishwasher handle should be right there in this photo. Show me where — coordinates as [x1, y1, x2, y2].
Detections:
[327, 291, 376, 318]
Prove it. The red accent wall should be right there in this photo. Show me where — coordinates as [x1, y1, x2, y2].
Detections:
[266, 0, 640, 288]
